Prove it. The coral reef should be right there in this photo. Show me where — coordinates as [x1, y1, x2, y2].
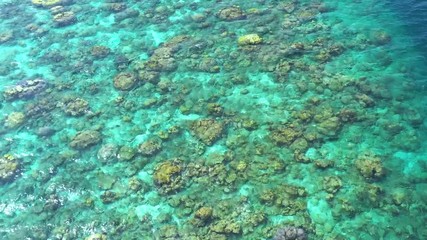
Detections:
[69, 130, 101, 149]
[0, 0, 425, 239]
[270, 124, 303, 146]
[355, 154, 385, 180]
[216, 6, 247, 21]
[190, 119, 225, 145]
[85, 233, 107, 240]
[63, 98, 89, 116]
[153, 160, 183, 194]
[195, 206, 213, 221]
[153, 160, 181, 185]
[97, 143, 118, 162]
[117, 146, 135, 161]
[0, 154, 20, 183]
[273, 226, 307, 240]
[0, 31, 13, 44]
[238, 34, 263, 46]
[113, 72, 137, 91]
[4, 112, 25, 129]
[3, 79, 48, 100]
[138, 137, 162, 156]
[53, 11, 76, 27]
[91, 46, 110, 59]
[31, 0, 62, 8]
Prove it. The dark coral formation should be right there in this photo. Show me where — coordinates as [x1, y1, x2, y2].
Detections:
[190, 119, 224, 145]
[69, 130, 101, 149]
[4, 79, 48, 100]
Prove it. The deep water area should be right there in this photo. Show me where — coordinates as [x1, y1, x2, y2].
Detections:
[0, 0, 426, 239]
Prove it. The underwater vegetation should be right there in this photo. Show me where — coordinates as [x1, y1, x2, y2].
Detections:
[0, 0, 426, 239]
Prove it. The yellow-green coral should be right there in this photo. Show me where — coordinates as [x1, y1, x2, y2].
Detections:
[85, 233, 107, 240]
[153, 161, 181, 185]
[270, 124, 302, 146]
[238, 34, 262, 46]
[195, 206, 213, 220]
[0, 154, 20, 183]
[356, 154, 384, 180]
[4, 112, 25, 129]
[31, 0, 62, 7]
[190, 119, 224, 145]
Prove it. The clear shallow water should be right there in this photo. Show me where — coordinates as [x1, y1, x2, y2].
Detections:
[0, 0, 426, 239]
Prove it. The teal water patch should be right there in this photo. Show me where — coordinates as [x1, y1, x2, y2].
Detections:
[0, 0, 426, 239]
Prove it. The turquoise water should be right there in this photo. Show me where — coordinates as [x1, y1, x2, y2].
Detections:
[0, 0, 426, 239]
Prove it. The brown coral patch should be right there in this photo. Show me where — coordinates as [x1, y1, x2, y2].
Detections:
[70, 130, 101, 149]
[355, 154, 384, 180]
[216, 6, 247, 21]
[190, 119, 225, 145]
[270, 124, 302, 146]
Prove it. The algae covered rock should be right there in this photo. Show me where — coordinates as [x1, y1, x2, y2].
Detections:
[117, 146, 136, 161]
[85, 233, 107, 240]
[355, 154, 384, 180]
[101, 190, 118, 203]
[64, 98, 89, 116]
[152, 160, 185, 193]
[323, 176, 342, 194]
[153, 161, 181, 186]
[270, 124, 302, 146]
[238, 34, 262, 46]
[216, 6, 246, 21]
[195, 206, 213, 221]
[138, 137, 162, 156]
[137, 69, 160, 84]
[32, 0, 62, 7]
[4, 112, 25, 129]
[53, 11, 77, 27]
[273, 226, 307, 240]
[113, 72, 137, 91]
[190, 119, 224, 145]
[91, 45, 110, 59]
[3, 79, 48, 100]
[0, 31, 13, 44]
[317, 116, 342, 137]
[211, 219, 241, 234]
[97, 143, 118, 162]
[70, 130, 101, 149]
[0, 154, 20, 183]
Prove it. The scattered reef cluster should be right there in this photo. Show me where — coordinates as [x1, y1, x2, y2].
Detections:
[0, 0, 426, 239]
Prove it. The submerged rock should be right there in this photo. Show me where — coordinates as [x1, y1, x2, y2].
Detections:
[4, 79, 48, 101]
[139, 137, 162, 156]
[85, 233, 107, 240]
[113, 72, 137, 91]
[32, 0, 63, 8]
[153, 161, 181, 186]
[0, 31, 13, 44]
[190, 119, 224, 145]
[238, 34, 263, 46]
[36, 126, 56, 137]
[91, 45, 110, 59]
[53, 11, 76, 27]
[356, 154, 384, 180]
[216, 6, 246, 21]
[273, 226, 307, 240]
[153, 159, 184, 194]
[70, 130, 101, 149]
[97, 143, 118, 162]
[4, 112, 25, 129]
[0, 154, 20, 184]
[64, 98, 89, 116]
[117, 146, 136, 161]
